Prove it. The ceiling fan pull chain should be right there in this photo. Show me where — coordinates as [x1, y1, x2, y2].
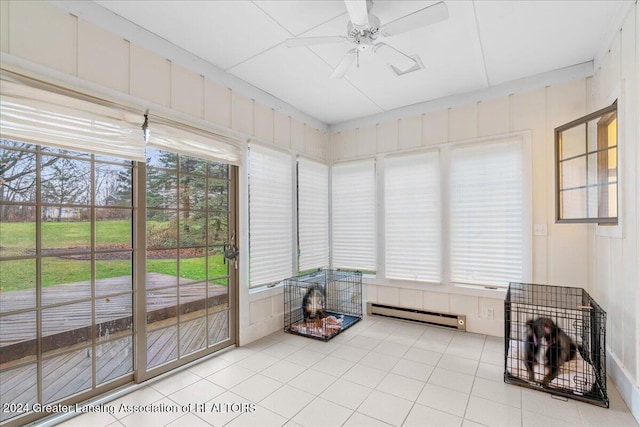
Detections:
[357, 49, 360, 68]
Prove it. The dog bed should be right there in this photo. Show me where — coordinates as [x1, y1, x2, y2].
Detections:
[290, 315, 344, 338]
[289, 312, 361, 340]
[506, 339, 597, 394]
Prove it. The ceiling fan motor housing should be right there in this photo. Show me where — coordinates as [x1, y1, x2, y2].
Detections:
[347, 15, 380, 41]
[347, 14, 380, 49]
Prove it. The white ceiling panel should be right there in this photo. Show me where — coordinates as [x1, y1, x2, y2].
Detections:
[95, 0, 290, 70]
[229, 43, 383, 124]
[82, 0, 634, 126]
[475, 1, 632, 85]
[255, 1, 348, 36]
[364, 0, 444, 27]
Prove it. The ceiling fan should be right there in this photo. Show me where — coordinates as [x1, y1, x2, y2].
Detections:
[285, 0, 449, 79]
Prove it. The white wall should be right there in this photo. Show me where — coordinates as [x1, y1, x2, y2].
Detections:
[330, 3, 639, 421]
[0, 0, 328, 348]
[586, 3, 639, 421]
[331, 79, 592, 336]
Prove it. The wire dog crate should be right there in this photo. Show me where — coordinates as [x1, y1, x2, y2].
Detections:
[504, 282, 608, 407]
[284, 268, 362, 341]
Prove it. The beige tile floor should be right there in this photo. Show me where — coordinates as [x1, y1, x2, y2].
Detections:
[48, 315, 637, 427]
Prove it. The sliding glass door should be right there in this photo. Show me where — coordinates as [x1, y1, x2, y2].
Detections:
[142, 148, 235, 377]
[0, 141, 237, 425]
[0, 141, 135, 423]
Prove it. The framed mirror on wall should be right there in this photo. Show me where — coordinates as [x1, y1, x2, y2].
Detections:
[555, 101, 618, 224]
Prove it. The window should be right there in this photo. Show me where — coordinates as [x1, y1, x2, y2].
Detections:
[297, 158, 329, 272]
[0, 72, 240, 425]
[145, 147, 231, 368]
[555, 101, 618, 223]
[248, 144, 293, 287]
[0, 140, 135, 422]
[450, 139, 527, 287]
[384, 152, 440, 282]
[331, 160, 376, 272]
[0, 71, 143, 424]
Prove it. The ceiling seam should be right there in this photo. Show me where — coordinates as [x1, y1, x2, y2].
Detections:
[228, 1, 350, 71]
[253, 1, 347, 37]
[471, 0, 491, 88]
[224, 1, 293, 71]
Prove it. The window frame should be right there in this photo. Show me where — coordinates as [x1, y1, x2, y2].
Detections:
[247, 143, 294, 289]
[296, 157, 329, 273]
[555, 101, 618, 224]
[448, 137, 531, 289]
[383, 150, 441, 283]
[334, 132, 532, 290]
[330, 159, 377, 274]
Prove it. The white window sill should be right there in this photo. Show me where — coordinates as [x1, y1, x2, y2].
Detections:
[248, 282, 283, 302]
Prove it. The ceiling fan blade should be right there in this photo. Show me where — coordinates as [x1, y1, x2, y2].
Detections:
[380, 1, 448, 37]
[285, 36, 347, 48]
[344, 0, 369, 28]
[374, 43, 418, 73]
[330, 49, 357, 79]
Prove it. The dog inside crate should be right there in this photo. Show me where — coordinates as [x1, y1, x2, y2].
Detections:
[506, 311, 597, 395]
[289, 283, 345, 338]
[284, 269, 363, 341]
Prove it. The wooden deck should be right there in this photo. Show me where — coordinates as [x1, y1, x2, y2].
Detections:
[0, 309, 229, 423]
[0, 273, 228, 363]
[0, 273, 231, 423]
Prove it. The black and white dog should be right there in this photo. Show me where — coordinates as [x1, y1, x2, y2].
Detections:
[302, 285, 327, 323]
[524, 317, 579, 387]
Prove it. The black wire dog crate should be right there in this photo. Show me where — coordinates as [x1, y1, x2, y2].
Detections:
[284, 268, 362, 341]
[504, 282, 608, 407]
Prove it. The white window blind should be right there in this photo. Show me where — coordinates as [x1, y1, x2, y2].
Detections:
[146, 115, 241, 165]
[450, 139, 525, 287]
[0, 72, 145, 161]
[331, 160, 376, 271]
[385, 152, 441, 282]
[297, 158, 329, 272]
[249, 144, 293, 287]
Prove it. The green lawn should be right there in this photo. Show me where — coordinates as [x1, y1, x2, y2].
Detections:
[0, 220, 227, 292]
[0, 221, 35, 255]
[0, 220, 133, 255]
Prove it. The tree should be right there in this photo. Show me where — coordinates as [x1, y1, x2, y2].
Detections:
[0, 140, 57, 219]
[95, 162, 133, 208]
[41, 156, 90, 220]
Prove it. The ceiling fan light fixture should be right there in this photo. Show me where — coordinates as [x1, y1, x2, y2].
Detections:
[357, 37, 374, 51]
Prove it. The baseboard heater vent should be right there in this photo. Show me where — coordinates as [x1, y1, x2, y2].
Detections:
[367, 303, 466, 331]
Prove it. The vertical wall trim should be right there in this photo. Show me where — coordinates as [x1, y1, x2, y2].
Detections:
[6, 1, 10, 53]
[440, 145, 451, 286]
[72, 13, 78, 78]
[125, 39, 131, 95]
[271, 108, 275, 144]
[543, 85, 551, 286]
[420, 113, 426, 147]
[168, 59, 173, 110]
[447, 107, 452, 142]
[200, 74, 205, 120]
[476, 100, 481, 137]
[376, 153, 385, 280]
[508, 94, 514, 133]
[291, 154, 298, 275]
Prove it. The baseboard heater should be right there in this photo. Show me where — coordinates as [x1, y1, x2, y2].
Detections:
[367, 303, 466, 331]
